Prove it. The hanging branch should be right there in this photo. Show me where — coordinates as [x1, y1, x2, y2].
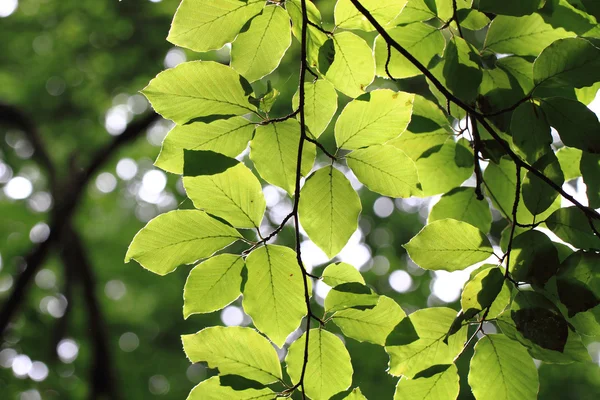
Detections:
[0, 112, 158, 335]
[0, 103, 58, 191]
[347, 0, 600, 231]
[469, 114, 485, 200]
[61, 226, 119, 400]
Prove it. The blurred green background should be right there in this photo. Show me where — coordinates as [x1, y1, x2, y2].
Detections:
[0, 0, 599, 399]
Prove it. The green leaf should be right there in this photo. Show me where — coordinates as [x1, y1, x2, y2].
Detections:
[458, 8, 491, 31]
[286, 329, 353, 400]
[546, 207, 600, 250]
[335, 89, 415, 150]
[386, 307, 467, 378]
[374, 22, 445, 80]
[511, 291, 569, 352]
[250, 119, 316, 195]
[476, 0, 544, 16]
[556, 252, 600, 317]
[581, 152, 600, 208]
[183, 149, 239, 177]
[333, 296, 406, 346]
[167, 0, 264, 52]
[412, 139, 474, 197]
[231, 5, 292, 82]
[182, 326, 282, 384]
[483, 157, 559, 224]
[479, 66, 528, 113]
[286, 0, 328, 69]
[468, 334, 539, 400]
[299, 166, 362, 259]
[325, 32, 376, 98]
[393, 364, 460, 400]
[242, 245, 307, 347]
[534, 38, 600, 90]
[346, 144, 421, 198]
[292, 79, 338, 138]
[461, 267, 504, 317]
[335, 0, 407, 31]
[429, 187, 493, 234]
[484, 13, 573, 56]
[187, 376, 276, 400]
[183, 254, 244, 317]
[556, 146, 583, 181]
[343, 388, 367, 400]
[259, 82, 280, 113]
[322, 262, 365, 287]
[496, 56, 535, 94]
[155, 117, 255, 174]
[488, 280, 513, 319]
[404, 219, 494, 272]
[125, 210, 242, 275]
[522, 152, 564, 215]
[436, 36, 483, 103]
[142, 61, 256, 124]
[183, 163, 266, 229]
[510, 102, 552, 164]
[508, 230, 561, 285]
[393, 0, 436, 24]
[324, 282, 379, 313]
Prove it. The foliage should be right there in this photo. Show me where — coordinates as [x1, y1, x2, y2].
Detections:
[123, 0, 600, 399]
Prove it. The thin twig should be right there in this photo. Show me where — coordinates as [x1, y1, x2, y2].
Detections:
[451, 0, 464, 38]
[307, 20, 333, 35]
[305, 136, 336, 160]
[503, 166, 521, 281]
[469, 114, 485, 200]
[258, 109, 300, 125]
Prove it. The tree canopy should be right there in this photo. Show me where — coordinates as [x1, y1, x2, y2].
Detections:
[1, 0, 600, 399]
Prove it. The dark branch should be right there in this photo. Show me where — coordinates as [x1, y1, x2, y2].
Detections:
[451, 0, 464, 38]
[61, 226, 119, 400]
[503, 166, 521, 281]
[305, 136, 336, 160]
[0, 102, 57, 190]
[469, 115, 485, 200]
[0, 112, 159, 336]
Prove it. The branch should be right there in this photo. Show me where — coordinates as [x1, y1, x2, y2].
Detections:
[0, 102, 57, 190]
[451, 0, 464, 38]
[469, 115, 485, 200]
[503, 166, 521, 282]
[61, 226, 119, 400]
[305, 136, 336, 160]
[348, 0, 600, 229]
[0, 112, 159, 336]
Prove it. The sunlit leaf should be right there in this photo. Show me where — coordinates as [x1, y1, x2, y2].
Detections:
[242, 245, 307, 347]
[231, 5, 292, 82]
[476, 0, 544, 16]
[142, 61, 256, 124]
[125, 210, 241, 275]
[155, 117, 255, 174]
[299, 166, 362, 259]
[386, 307, 467, 378]
[335, 89, 414, 149]
[325, 282, 379, 313]
[404, 219, 494, 271]
[167, 0, 264, 52]
[322, 262, 365, 287]
[347, 144, 420, 198]
[546, 207, 600, 250]
[292, 79, 338, 138]
[325, 32, 376, 98]
[335, 0, 407, 31]
[286, 329, 353, 400]
[429, 187, 493, 234]
[251, 119, 316, 195]
[183, 254, 244, 317]
[393, 364, 459, 400]
[468, 334, 538, 400]
[187, 376, 276, 400]
[182, 326, 282, 384]
[333, 296, 406, 345]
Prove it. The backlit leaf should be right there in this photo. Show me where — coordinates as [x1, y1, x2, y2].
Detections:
[286, 329, 353, 400]
[292, 79, 338, 138]
[299, 166, 362, 259]
[125, 210, 242, 275]
[242, 245, 307, 347]
[182, 326, 282, 384]
[142, 61, 256, 124]
[393, 364, 459, 400]
[183, 254, 244, 317]
[404, 219, 494, 271]
[429, 187, 493, 234]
